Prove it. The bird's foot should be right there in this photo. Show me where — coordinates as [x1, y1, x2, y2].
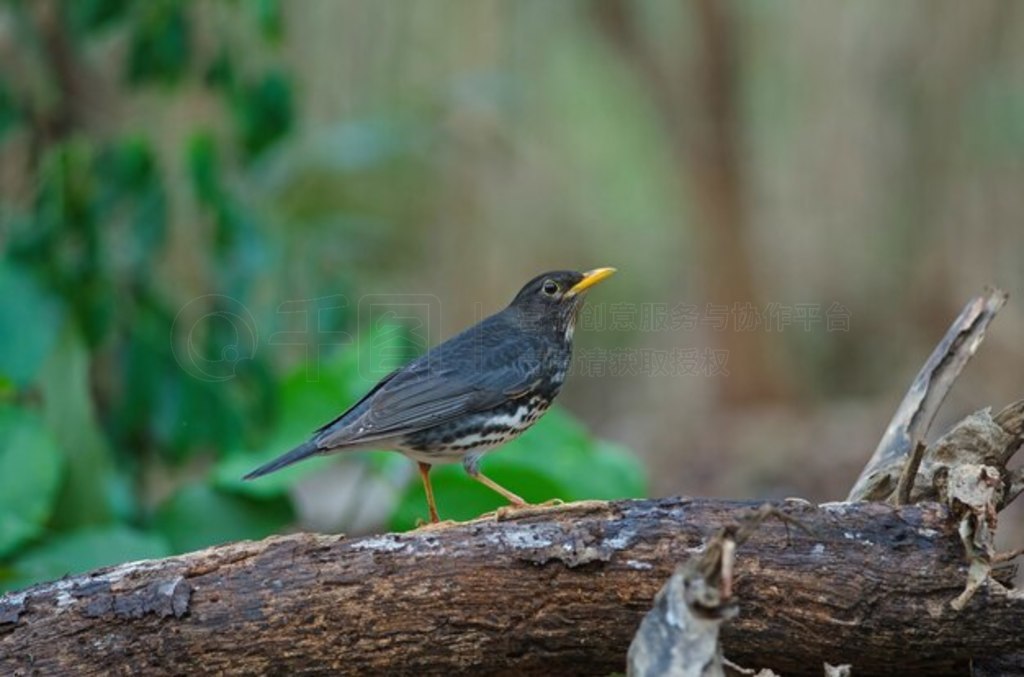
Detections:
[487, 498, 565, 521]
[539, 498, 564, 507]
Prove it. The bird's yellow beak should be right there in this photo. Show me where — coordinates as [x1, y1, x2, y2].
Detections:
[567, 267, 617, 296]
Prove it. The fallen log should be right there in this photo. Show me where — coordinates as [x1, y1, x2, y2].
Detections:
[1, 498, 1021, 676]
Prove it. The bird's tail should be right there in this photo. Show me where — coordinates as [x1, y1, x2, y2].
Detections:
[243, 440, 321, 480]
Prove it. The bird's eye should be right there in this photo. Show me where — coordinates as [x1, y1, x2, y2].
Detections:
[542, 280, 559, 296]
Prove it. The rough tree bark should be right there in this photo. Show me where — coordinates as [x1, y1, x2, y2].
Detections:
[1, 498, 1022, 676]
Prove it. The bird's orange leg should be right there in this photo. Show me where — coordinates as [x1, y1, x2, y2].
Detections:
[470, 471, 527, 507]
[418, 462, 440, 523]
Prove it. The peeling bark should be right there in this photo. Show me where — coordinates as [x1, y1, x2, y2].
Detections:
[2, 498, 1022, 676]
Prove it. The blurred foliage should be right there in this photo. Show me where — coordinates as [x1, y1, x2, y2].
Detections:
[0, 0, 646, 593]
[0, 407, 64, 558]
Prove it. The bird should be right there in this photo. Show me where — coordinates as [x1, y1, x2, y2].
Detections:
[243, 267, 616, 523]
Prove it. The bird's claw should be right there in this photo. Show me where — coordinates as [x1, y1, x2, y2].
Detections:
[487, 498, 565, 521]
[413, 518, 459, 530]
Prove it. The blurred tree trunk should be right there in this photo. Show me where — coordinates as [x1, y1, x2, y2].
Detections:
[593, 0, 791, 405]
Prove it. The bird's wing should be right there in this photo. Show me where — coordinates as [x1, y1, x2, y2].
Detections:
[314, 333, 546, 448]
[312, 366, 402, 436]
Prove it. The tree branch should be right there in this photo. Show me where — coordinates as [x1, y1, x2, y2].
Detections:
[2, 498, 1021, 675]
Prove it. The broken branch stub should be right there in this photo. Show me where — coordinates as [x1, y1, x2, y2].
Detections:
[627, 566, 736, 677]
[907, 401, 1024, 510]
[869, 401, 1024, 610]
[627, 507, 815, 677]
[849, 288, 1007, 502]
[843, 289, 1024, 609]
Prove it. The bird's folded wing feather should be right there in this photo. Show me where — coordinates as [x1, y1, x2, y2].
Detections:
[314, 335, 545, 448]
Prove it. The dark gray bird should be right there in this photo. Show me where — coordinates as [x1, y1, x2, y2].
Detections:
[244, 267, 616, 522]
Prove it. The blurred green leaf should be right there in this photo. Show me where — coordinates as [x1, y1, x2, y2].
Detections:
[253, 0, 283, 42]
[68, 0, 133, 34]
[153, 484, 293, 553]
[204, 48, 235, 91]
[153, 362, 248, 460]
[39, 328, 118, 528]
[581, 440, 648, 499]
[0, 78, 20, 141]
[0, 263, 64, 387]
[97, 135, 156, 196]
[272, 341, 371, 442]
[130, 183, 168, 260]
[0, 407, 65, 558]
[18, 142, 114, 347]
[185, 131, 267, 267]
[95, 136, 168, 269]
[126, 0, 190, 85]
[2, 526, 170, 593]
[232, 70, 293, 159]
[109, 299, 250, 463]
[186, 131, 223, 208]
[212, 195, 245, 256]
[32, 142, 96, 249]
[140, 289, 271, 459]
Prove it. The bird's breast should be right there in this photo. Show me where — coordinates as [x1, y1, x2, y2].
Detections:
[399, 394, 553, 461]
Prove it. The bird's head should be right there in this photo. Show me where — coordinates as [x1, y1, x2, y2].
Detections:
[508, 267, 616, 338]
